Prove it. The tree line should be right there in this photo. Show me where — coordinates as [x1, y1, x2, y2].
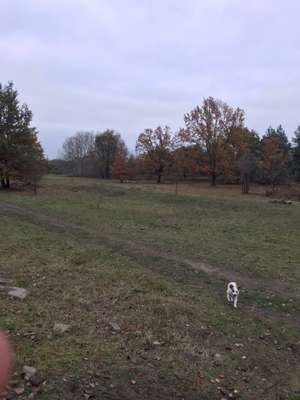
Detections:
[51, 97, 300, 194]
[1, 81, 299, 194]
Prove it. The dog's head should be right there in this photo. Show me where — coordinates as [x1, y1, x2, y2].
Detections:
[229, 283, 239, 296]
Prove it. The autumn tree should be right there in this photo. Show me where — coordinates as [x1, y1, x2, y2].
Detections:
[184, 97, 245, 185]
[291, 126, 300, 182]
[112, 145, 128, 183]
[266, 125, 291, 153]
[171, 130, 203, 179]
[259, 128, 291, 191]
[0, 81, 45, 189]
[126, 155, 140, 180]
[213, 126, 260, 193]
[62, 131, 95, 177]
[172, 145, 202, 179]
[136, 126, 174, 183]
[95, 130, 126, 179]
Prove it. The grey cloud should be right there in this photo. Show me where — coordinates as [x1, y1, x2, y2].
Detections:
[1, 0, 300, 157]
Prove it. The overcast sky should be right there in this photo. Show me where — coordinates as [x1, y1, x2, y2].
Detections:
[1, 0, 300, 158]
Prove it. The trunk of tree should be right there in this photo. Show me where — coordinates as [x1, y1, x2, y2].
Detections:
[80, 159, 84, 177]
[211, 159, 217, 186]
[105, 163, 110, 179]
[175, 180, 178, 195]
[1, 177, 10, 189]
[272, 182, 277, 193]
[241, 173, 250, 194]
[156, 165, 164, 184]
[211, 172, 216, 186]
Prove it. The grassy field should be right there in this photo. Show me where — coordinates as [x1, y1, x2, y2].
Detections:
[0, 175, 299, 400]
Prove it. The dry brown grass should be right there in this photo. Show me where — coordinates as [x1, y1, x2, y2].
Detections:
[123, 180, 268, 199]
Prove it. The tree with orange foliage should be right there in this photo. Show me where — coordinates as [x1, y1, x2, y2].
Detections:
[136, 126, 174, 183]
[172, 138, 203, 179]
[184, 97, 245, 186]
[112, 152, 128, 182]
[259, 130, 291, 191]
[219, 127, 260, 184]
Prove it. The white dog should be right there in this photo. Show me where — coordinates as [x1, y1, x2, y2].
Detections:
[227, 282, 239, 308]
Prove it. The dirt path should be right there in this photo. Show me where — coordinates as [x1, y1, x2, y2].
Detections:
[1, 202, 300, 330]
[1, 202, 299, 300]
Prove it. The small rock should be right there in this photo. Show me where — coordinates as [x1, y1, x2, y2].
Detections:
[8, 287, 28, 300]
[214, 353, 223, 364]
[30, 374, 44, 387]
[14, 386, 25, 395]
[23, 366, 37, 380]
[109, 322, 121, 332]
[130, 380, 136, 385]
[0, 277, 12, 285]
[53, 323, 70, 334]
[153, 341, 161, 346]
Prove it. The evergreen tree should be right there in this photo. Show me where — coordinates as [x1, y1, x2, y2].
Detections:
[265, 125, 291, 153]
[0, 82, 45, 188]
[291, 126, 300, 181]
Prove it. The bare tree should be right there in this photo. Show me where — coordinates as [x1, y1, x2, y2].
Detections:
[62, 132, 95, 176]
